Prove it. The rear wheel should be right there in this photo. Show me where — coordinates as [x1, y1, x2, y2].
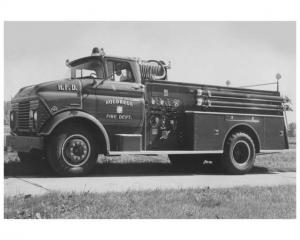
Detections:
[46, 123, 98, 176]
[222, 132, 256, 174]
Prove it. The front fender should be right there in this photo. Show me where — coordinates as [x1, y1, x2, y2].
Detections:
[39, 110, 110, 152]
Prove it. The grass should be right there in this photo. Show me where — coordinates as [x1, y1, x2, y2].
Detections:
[4, 185, 295, 219]
[255, 151, 296, 172]
[4, 136, 296, 219]
[288, 136, 296, 145]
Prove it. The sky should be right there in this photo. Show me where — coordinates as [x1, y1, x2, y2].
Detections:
[4, 21, 296, 122]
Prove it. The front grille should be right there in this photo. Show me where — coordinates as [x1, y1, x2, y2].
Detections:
[11, 99, 50, 134]
[16, 100, 40, 131]
[18, 101, 30, 129]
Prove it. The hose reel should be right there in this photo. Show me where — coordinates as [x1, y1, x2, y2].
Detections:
[139, 60, 170, 81]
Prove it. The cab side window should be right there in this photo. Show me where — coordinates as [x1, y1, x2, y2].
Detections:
[107, 60, 135, 83]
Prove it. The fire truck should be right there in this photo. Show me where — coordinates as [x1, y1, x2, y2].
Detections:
[6, 47, 289, 176]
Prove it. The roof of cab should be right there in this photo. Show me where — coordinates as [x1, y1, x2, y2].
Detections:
[68, 55, 138, 67]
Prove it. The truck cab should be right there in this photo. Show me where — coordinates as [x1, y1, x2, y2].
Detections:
[6, 47, 289, 176]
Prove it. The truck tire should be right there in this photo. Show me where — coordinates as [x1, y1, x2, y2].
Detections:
[46, 124, 98, 176]
[222, 132, 256, 174]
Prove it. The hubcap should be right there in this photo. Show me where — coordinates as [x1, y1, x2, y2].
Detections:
[62, 134, 91, 167]
[232, 140, 250, 164]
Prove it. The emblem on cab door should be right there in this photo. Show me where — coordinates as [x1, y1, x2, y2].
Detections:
[116, 106, 123, 114]
[50, 106, 58, 112]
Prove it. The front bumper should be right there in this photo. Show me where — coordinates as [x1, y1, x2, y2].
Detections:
[6, 135, 44, 152]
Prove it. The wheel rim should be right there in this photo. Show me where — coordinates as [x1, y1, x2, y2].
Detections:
[232, 140, 250, 164]
[61, 134, 91, 167]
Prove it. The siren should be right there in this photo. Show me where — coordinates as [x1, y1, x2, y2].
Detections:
[91, 47, 105, 56]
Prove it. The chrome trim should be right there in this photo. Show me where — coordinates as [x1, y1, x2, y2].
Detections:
[205, 105, 281, 111]
[207, 95, 283, 103]
[108, 150, 223, 155]
[61, 134, 91, 167]
[225, 119, 260, 123]
[39, 110, 110, 152]
[185, 110, 284, 118]
[115, 134, 142, 136]
[259, 149, 289, 153]
[222, 123, 261, 152]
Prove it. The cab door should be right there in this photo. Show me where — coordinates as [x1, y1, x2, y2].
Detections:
[94, 59, 145, 142]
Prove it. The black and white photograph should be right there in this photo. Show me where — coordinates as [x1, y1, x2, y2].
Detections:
[3, 21, 296, 219]
[1, 1, 299, 239]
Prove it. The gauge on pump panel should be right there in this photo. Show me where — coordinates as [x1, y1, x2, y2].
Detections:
[149, 115, 160, 128]
[151, 98, 156, 105]
[160, 98, 165, 106]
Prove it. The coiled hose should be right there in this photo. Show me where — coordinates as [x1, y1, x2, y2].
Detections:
[139, 60, 167, 81]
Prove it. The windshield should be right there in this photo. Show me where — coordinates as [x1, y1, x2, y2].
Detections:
[70, 59, 105, 79]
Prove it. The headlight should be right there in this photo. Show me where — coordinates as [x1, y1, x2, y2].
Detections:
[10, 111, 14, 122]
[29, 110, 38, 128]
[29, 110, 38, 121]
[29, 109, 34, 119]
[197, 89, 203, 96]
[33, 111, 38, 122]
[9, 111, 15, 128]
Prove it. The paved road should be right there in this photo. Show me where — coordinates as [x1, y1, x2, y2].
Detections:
[4, 171, 296, 197]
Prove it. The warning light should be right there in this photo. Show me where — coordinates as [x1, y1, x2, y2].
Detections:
[91, 47, 100, 56]
[91, 47, 105, 56]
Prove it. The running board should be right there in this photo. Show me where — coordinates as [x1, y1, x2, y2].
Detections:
[108, 150, 224, 156]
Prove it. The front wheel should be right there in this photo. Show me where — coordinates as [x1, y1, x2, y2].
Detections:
[46, 124, 98, 176]
[222, 132, 256, 174]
